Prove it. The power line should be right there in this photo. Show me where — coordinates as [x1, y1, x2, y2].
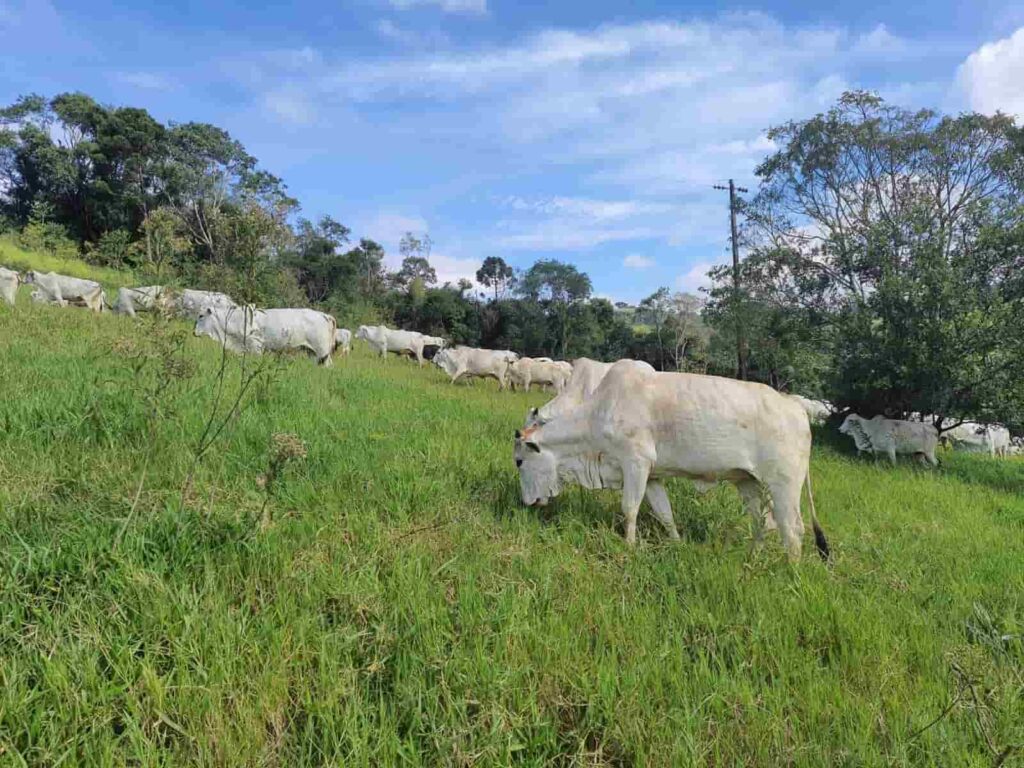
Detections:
[713, 180, 749, 380]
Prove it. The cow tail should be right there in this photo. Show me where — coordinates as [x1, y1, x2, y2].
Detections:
[805, 466, 831, 563]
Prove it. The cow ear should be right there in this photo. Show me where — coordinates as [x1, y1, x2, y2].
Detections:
[525, 441, 541, 453]
[530, 408, 539, 417]
[514, 430, 522, 439]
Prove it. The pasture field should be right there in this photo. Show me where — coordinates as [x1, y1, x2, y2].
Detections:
[1, 290, 1023, 766]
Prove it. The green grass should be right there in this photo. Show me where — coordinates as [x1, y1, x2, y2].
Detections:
[0, 237, 133, 289]
[1, 291, 1023, 766]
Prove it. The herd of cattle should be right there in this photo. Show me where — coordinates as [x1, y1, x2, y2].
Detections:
[3, 268, 1021, 560]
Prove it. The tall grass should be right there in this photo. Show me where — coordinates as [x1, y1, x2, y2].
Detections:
[0, 237, 133, 288]
[0, 295, 1022, 766]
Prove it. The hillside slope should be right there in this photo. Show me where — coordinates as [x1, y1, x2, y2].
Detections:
[1, 294, 1022, 765]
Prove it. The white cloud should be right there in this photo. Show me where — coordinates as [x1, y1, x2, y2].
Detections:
[675, 261, 718, 293]
[956, 27, 1024, 118]
[431, 252, 481, 286]
[388, 0, 486, 14]
[375, 19, 448, 46]
[852, 24, 910, 58]
[497, 225, 654, 251]
[623, 254, 655, 269]
[262, 88, 316, 125]
[115, 71, 177, 91]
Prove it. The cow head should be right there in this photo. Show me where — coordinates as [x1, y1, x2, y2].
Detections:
[514, 428, 560, 507]
[194, 306, 219, 339]
[23, 270, 38, 285]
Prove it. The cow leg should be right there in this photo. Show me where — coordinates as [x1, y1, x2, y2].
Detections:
[736, 478, 770, 552]
[887, 447, 897, 466]
[620, 462, 651, 545]
[451, 367, 466, 385]
[416, 345, 424, 367]
[767, 478, 805, 562]
[644, 481, 679, 540]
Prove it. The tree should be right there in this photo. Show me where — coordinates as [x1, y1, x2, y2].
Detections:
[290, 215, 352, 302]
[639, 288, 672, 370]
[519, 259, 592, 357]
[717, 91, 1024, 422]
[476, 256, 514, 301]
[395, 256, 437, 289]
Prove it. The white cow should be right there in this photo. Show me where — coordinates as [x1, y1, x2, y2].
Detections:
[174, 289, 237, 320]
[261, 309, 337, 366]
[356, 325, 442, 366]
[112, 285, 167, 318]
[0, 267, 20, 306]
[24, 271, 106, 313]
[946, 422, 1011, 458]
[194, 305, 264, 355]
[839, 414, 939, 466]
[509, 358, 573, 393]
[334, 328, 352, 356]
[788, 395, 832, 425]
[433, 346, 519, 389]
[514, 362, 828, 561]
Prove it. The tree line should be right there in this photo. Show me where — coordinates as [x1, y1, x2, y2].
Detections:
[3, 90, 1023, 429]
[0, 91, 710, 366]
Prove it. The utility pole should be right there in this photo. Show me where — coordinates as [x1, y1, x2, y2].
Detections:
[713, 179, 749, 380]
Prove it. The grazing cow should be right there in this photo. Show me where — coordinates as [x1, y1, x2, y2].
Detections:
[509, 357, 573, 393]
[433, 346, 519, 389]
[788, 395, 831, 425]
[261, 309, 337, 366]
[194, 305, 264, 355]
[947, 422, 1012, 458]
[112, 285, 167, 318]
[0, 267, 20, 306]
[24, 271, 106, 313]
[356, 325, 441, 366]
[174, 289, 237, 320]
[334, 328, 352, 356]
[839, 414, 939, 466]
[514, 361, 828, 561]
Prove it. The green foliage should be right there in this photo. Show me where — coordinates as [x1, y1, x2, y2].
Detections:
[0, 236, 128, 287]
[1, 303, 1023, 765]
[708, 91, 1024, 422]
[84, 228, 136, 269]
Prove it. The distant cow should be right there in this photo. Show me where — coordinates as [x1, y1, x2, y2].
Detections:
[356, 325, 443, 366]
[946, 422, 1011, 458]
[194, 306, 336, 365]
[174, 289, 237, 320]
[334, 328, 352, 356]
[24, 271, 106, 313]
[194, 305, 264, 355]
[509, 357, 572, 393]
[113, 285, 167, 318]
[0, 267, 20, 306]
[788, 395, 832, 425]
[433, 346, 519, 389]
[839, 414, 939, 466]
[261, 309, 337, 366]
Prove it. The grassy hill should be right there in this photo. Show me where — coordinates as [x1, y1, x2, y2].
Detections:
[0, 269, 1022, 765]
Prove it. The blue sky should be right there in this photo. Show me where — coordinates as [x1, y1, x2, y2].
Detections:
[3, 0, 1023, 301]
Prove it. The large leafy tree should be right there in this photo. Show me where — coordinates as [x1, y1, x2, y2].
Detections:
[518, 259, 592, 357]
[712, 91, 1024, 424]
